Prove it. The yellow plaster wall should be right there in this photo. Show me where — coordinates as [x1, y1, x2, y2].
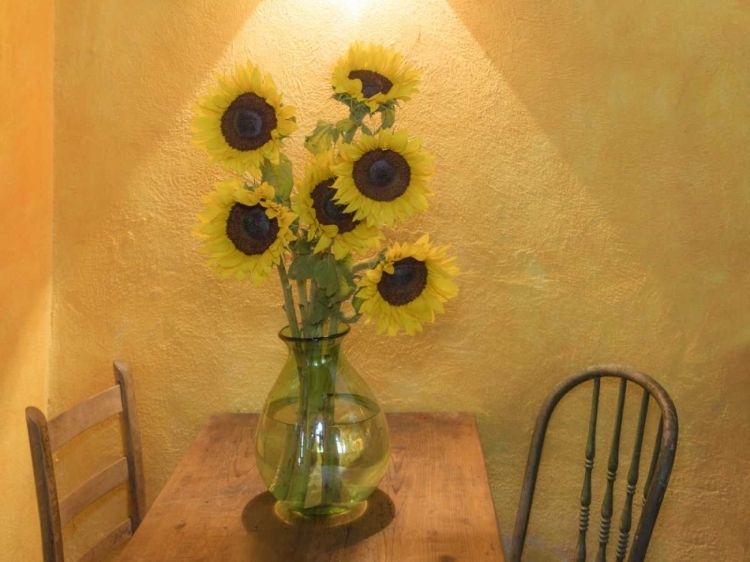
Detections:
[50, 0, 749, 560]
[0, 0, 54, 559]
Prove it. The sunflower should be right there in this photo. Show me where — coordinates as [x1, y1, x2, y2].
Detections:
[357, 235, 458, 336]
[192, 62, 297, 176]
[193, 178, 296, 285]
[332, 42, 420, 111]
[331, 128, 432, 227]
[293, 151, 383, 260]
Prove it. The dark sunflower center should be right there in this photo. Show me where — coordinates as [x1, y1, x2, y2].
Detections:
[348, 70, 393, 98]
[226, 203, 279, 256]
[311, 179, 357, 233]
[236, 109, 263, 138]
[377, 257, 428, 306]
[220, 92, 277, 152]
[352, 149, 411, 202]
[369, 159, 395, 187]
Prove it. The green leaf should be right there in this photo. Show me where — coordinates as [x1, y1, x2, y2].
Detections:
[314, 255, 339, 297]
[337, 261, 355, 285]
[288, 253, 320, 280]
[294, 236, 312, 255]
[350, 103, 370, 124]
[261, 153, 293, 203]
[361, 124, 373, 136]
[352, 294, 365, 313]
[332, 92, 353, 107]
[309, 295, 333, 324]
[330, 261, 356, 302]
[381, 107, 396, 130]
[336, 118, 355, 133]
[342, 127, 357, 144]
[304, 120, 337, 154]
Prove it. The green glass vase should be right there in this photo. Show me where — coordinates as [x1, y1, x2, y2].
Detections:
[254, 324, 390, 520]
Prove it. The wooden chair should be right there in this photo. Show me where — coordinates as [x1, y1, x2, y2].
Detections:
[510, 364, 678, 562]
[26, 361, 146, 562]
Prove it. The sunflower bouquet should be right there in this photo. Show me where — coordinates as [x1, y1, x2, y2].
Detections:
[191, 43, 458, 515]
[192, 42, 458, 337]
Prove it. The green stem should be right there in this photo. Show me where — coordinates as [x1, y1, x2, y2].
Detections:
[269, 262, 305, 500]
[321, 308, 343, 505]
[281, 275, 323, 507]
[308, 279, 322, 337]
[352, 255, 382, 274]
[285, 340, 329, 509]
[284, 321, 346, 510]
[296, 279, 309, 337]
[328, 304, 341, 337]
[277, 261, 301, 338]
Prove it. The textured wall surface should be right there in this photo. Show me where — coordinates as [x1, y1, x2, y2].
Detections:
[0, 0, 54, 559]
[49, 0, 750, 560]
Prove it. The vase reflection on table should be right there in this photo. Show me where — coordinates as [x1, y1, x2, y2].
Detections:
[255, 325, 390, 520]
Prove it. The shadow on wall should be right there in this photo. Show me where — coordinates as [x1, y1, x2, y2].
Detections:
[51, 0, 267, 407]
[445, 0, 750, 418]
[53, 0, 264, 256]
[49, 0, 266, 546]
[445, 0, 750, 272]
[447, 0, 750, 400]
[446, 2, 750, 560]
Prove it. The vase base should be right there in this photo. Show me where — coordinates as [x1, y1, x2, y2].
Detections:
[274, 500, 368, 527]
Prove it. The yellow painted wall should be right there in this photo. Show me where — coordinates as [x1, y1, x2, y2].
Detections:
[0, 0, 54, 559]
[49, 0, 749, 560]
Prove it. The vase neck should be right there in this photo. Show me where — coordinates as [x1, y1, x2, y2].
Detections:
[278, 324, 350, 343]
[278, 324, 350, 355]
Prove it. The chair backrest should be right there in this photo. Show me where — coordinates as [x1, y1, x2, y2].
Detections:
[26, 361, 146, 562]
[510, 364, 678, 562]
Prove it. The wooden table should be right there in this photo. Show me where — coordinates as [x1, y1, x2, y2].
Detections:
[119, 413, 505, 561]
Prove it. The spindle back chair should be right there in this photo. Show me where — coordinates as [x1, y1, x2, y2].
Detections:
[510, 364, 678, 562]
[26, 361, 146, 562]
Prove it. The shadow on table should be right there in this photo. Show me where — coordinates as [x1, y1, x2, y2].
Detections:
[240, 490, 395, 560]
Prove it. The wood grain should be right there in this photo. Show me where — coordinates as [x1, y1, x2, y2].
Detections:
[58, 457, 129, 526]
[114, 360, 148, 529]
[78, 519, 133, 562]
[26, 406, 65, 562]
[25, 361, 146, 562]
[119, 413, 505, 562]
[48, 385, 123, 452]
[509, 365, 678, 562]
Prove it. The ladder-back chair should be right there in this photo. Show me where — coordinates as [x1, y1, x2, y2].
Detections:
[510, 364, 678, 562]
[26, 361, 146, 562]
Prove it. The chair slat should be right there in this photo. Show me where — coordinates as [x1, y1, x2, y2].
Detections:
[77, 518, 133, 562]
[114, 361, 147, 529]
[510, 366, 677, 562]
[48, 385, 123, 451]
[615, 390, 649, 562]
[59, 457, 129, 526]
[596, 379, 628, 562]
[26, 407, 65, 562]
[642, 417, 663, 507]
[575, 377, 601, 562]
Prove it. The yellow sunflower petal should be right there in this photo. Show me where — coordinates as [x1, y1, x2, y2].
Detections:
[193, 180, 296, 283]
[356, 236, 458, 336]
[331, 42, 420, 111]
[331, 127, 433, 227]
[192, 61, 296, 176]
[296, 150, 383, 258]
